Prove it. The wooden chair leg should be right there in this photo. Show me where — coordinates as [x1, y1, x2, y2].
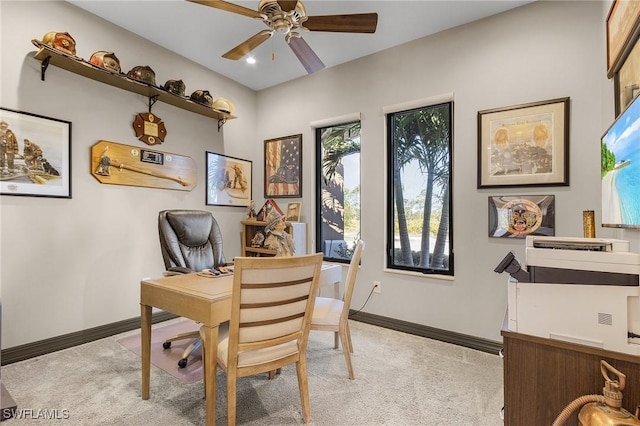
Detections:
[333, 330, 339, 349]
[296, 359, 311, 423]
[339, 324, 355, 380]
[345, 321, 354, 353]
[227, 372, 237, 426]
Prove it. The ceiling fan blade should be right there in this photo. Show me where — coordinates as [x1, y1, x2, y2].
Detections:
[187, 0, 261, 19]
[288, 36, 325, 74]
[303, 13, 378, 33]
[277, 1, 298, 12]
[222, 30, 273, 60]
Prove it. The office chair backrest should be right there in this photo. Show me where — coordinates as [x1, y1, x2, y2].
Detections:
[158, 209, 226, 272]
[341, 240, 365, 320]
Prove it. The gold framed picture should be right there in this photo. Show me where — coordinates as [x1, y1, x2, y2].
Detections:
[286, 202, 302, 222]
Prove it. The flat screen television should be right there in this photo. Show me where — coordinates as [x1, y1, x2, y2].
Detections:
[601, 93, 640, 228]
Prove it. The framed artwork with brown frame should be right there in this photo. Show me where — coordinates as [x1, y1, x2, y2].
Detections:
[264, 134, 302, 198]
[0, 107, 71, 198]
[488, 195, 555, 239]
[286, 201, 302, 222]
[606, 0, 640, 79]
[615, 33, 640, 116]
[205, 151, 252, 207]
[477, 97, 570, 189]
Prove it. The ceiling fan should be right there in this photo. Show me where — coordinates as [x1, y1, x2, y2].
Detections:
[187, 0, 378, 74]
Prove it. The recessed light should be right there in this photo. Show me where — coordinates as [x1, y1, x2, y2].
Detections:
[246, 57, 256, 64]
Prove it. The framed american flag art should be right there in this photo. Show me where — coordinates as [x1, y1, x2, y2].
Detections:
[264, 134, 302, 198]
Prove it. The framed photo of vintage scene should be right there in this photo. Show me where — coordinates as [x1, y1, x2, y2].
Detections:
[488, 195, 555, 238]
[286, 201, 302, 222]
[205, 151, 252, 207]
[615, 35, 640, 116]
[477, 97, 570, 188]
[264, 134, 302, 198]
[606, 0, 640, 78]
[0, 107, 71, 198]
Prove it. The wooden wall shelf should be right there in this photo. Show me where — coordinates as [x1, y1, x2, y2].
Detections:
[31, 40, 236, 130]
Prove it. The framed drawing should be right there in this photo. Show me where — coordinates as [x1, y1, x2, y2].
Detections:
[205, 151, 252, 207]
[615, 34, 640, 116]
[0, 107, 71, 198]
[286, 201, 302, 222]
[477, 97, 570, 188]
[264, 134, 302, 198]
[606, 0, 640, 78]
[488, 195, 555, 238]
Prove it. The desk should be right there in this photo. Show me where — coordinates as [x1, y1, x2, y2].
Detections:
[140, 263, 341, 426]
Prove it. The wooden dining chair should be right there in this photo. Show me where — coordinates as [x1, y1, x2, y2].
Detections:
[201, 252, 323, 426]
[310, 240, 364, 380]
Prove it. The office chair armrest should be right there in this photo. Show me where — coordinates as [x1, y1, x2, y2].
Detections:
[166, 266, 193, 275]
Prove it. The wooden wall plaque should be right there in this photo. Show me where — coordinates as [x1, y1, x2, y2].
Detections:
[90, 140, 196, 191]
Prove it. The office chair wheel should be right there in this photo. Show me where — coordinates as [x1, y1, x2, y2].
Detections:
[162, 341, 171, 349]
[178, 358, 188, 368]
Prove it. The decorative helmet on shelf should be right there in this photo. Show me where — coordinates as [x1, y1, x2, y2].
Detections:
[212, 97, 235, 114]
[189, 89, 213, 107]
[126, 65, 156, 86]
[41, 31, 77, 56]
[162, 79, 186, 97]
[89, 51, 121, 73]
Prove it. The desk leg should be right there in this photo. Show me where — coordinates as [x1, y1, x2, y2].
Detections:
[140, 304, 152, 400]
[201, 325, 218, 426]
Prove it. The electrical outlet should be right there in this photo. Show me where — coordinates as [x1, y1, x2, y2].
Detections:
[373, 281, 381, 294]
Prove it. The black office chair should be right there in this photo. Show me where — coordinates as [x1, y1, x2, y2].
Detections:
[158, 209, 228, 368]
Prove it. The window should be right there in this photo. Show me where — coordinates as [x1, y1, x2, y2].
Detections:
[386, 101, 453, 275]
[315, 121, 361, 263]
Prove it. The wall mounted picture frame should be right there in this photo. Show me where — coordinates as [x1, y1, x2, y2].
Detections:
[286, 201, 302, 222]
[488, 195, 555, 238]
[264, 134, 302, 198]
[0, 107, 71, 198]
[205, 151, 252, 207]
[615, 33, 640, 116]
[606, 0, 640, 79]
[477, 97, 570, 189]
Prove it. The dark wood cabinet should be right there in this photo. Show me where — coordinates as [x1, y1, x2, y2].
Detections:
[502, 330, 640, 426]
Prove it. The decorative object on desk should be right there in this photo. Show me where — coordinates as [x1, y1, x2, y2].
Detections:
[477, 97, 570, 188]
[263, 209, 295, 256]
[606, 0, 640, 79]
[0, 108, 70, 198]
[189, 89, 213, 107]
[256, 198, 283, 222]
[246, 200, 257, 219]
[89, 51, 121, 73]
[90, 140, 196, 191]
[41, 31, 77, 56]
[126, 65, 156, 86]
[286, 201, 302, 222]
[205, 151, 252, 207]
[162, 79, 186, 97]
[133, 112, 167, 145]
[583, 210, 596, 238]
[264, 134, 302, 198]
[488, 195, 555, 238]
[250, 230, 265, 247]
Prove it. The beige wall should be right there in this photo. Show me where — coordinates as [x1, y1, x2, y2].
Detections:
[1, 0, 628, 349]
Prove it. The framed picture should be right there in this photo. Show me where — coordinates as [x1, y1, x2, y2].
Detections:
[615, 34, 640, 116]
[477, 97, 570, 189]
[0, 107, 71, 198]
[606, 0, 640, 79]
[286, 201, 302, 222]
[205, 151, 252, 207]
[264, 134, 302, 198]
[488, 195, 555, 238]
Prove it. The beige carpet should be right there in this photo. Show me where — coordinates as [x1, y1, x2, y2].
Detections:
[117, 319, 203, 384]
[1, 319, 504, 425]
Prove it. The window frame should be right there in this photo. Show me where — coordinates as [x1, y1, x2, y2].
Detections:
[314, 120, 361, 264]
[385, 100, 454, 276]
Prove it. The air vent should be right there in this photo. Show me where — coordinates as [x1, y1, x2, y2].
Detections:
[598, 312, 613, 326]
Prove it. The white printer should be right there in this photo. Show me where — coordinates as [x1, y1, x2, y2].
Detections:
[496, 236, 640, 355]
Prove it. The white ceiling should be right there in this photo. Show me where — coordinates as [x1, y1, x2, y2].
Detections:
[68, 0, 534, 91]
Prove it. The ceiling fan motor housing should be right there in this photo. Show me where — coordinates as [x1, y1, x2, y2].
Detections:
[259, 0, 306, 34]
